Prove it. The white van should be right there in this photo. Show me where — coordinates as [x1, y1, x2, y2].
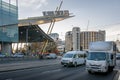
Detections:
[61, 51, 86, 67]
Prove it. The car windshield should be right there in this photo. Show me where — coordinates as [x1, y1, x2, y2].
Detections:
[116, 53, 120, 56]
[87, 52, 106, 60]
[63, 54, 73, 58]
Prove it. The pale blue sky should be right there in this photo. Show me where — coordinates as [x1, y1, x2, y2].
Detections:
[17, 0, 120, 41]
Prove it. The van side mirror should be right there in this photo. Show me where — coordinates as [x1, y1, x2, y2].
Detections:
[111, 55, 113, 59]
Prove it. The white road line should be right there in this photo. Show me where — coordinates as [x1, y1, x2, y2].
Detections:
[118, 71, 120, 80]
[41, 69, 62, 74]
[5, 79, 13, 80]
[118, 75, 120, 80]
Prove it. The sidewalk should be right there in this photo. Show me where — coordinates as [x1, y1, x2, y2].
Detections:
[0, 59, 60, 72]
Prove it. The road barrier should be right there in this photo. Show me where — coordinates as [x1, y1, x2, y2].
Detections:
[0, 56, 39, 62]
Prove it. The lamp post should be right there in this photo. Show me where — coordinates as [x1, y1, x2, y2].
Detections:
[26, 22, 31, 55]
[26, 26, 29, 55]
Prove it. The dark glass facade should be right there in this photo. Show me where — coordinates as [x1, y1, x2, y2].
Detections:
[0, 0, 18, 42]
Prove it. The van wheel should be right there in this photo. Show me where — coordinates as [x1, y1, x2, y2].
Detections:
[88, 70, 93, 74]
[63, 65, 66, 67]
[108, 66, 114, 72]
[74, 62, 77, 67]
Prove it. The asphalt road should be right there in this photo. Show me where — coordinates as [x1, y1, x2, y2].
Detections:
[0, 62, 118, 80]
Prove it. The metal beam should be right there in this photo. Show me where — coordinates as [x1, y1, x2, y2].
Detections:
[18, 15, 74, 27]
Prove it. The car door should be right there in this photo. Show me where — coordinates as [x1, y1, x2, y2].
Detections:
[73, 54, 77, 65]
[74, 54, 80, 65]
[76, 54, 81, 65]
[78, 54, 84, 64]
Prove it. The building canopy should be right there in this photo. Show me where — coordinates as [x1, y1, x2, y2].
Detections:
[18, 10, 74, 43]
[19, 25, 53, 42]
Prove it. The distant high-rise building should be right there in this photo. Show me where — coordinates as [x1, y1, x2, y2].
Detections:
[98, 30, 106, 41]
[65, 27, 106, 51]
[72, 27, 80, 51]
[49, 33, 59, 41]
[116, 40, 120, 52]
[80, 30, 105, 50]
[65, 31, 73, 51]
[49, 33, 65, 52]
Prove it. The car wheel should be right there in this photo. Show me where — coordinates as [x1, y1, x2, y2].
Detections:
[74, 62, 77, 67]
[88, 70, 94, 74]
[88, 70, 93, 74]
[63, 65, 66, 67]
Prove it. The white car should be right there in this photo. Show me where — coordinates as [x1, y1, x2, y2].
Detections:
[46, 53, 57, 59]
[12, 53, 24, 58]
[0, 54, 6, 58]
[116, 53, 120, 59]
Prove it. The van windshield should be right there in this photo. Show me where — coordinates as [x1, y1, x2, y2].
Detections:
[63, 54, 73, 58]
[87, 52, 106, 60]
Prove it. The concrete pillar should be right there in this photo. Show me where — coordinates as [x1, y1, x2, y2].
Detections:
[2, 42, 12, 56]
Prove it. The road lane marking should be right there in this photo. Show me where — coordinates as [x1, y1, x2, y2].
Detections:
[119, 75, 120, 80]
[41, 69, 62, 74]
[118, 71, 120, 80]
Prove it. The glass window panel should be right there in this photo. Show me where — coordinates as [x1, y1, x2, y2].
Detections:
[0, 0, 18, 42]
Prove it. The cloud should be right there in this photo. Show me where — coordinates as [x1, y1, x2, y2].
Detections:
[18, 0, 49, 18]
[92, 24, 120, 41]
[104, 24, 120, 41]
[87, 23, 120, 41]
[18, 0, 48, 9]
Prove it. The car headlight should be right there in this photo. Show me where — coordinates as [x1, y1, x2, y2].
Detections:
[86, 63, 90, 67]
[101, 65, 107, 69]
[69, 59, 73, 62]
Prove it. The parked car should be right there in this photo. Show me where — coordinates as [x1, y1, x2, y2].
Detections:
[116, 53, 120, 59]
[45, 53, 57, 59]
[12, 52, 24, 58]
[0, 53, 6, 58]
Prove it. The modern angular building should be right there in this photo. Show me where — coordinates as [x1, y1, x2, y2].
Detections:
[0, 0, 74, 55]
[49, 33, 59, 41]
[0, 0, 18, 54]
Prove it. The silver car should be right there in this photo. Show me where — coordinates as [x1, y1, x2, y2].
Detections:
[46, 53, 57, 59]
